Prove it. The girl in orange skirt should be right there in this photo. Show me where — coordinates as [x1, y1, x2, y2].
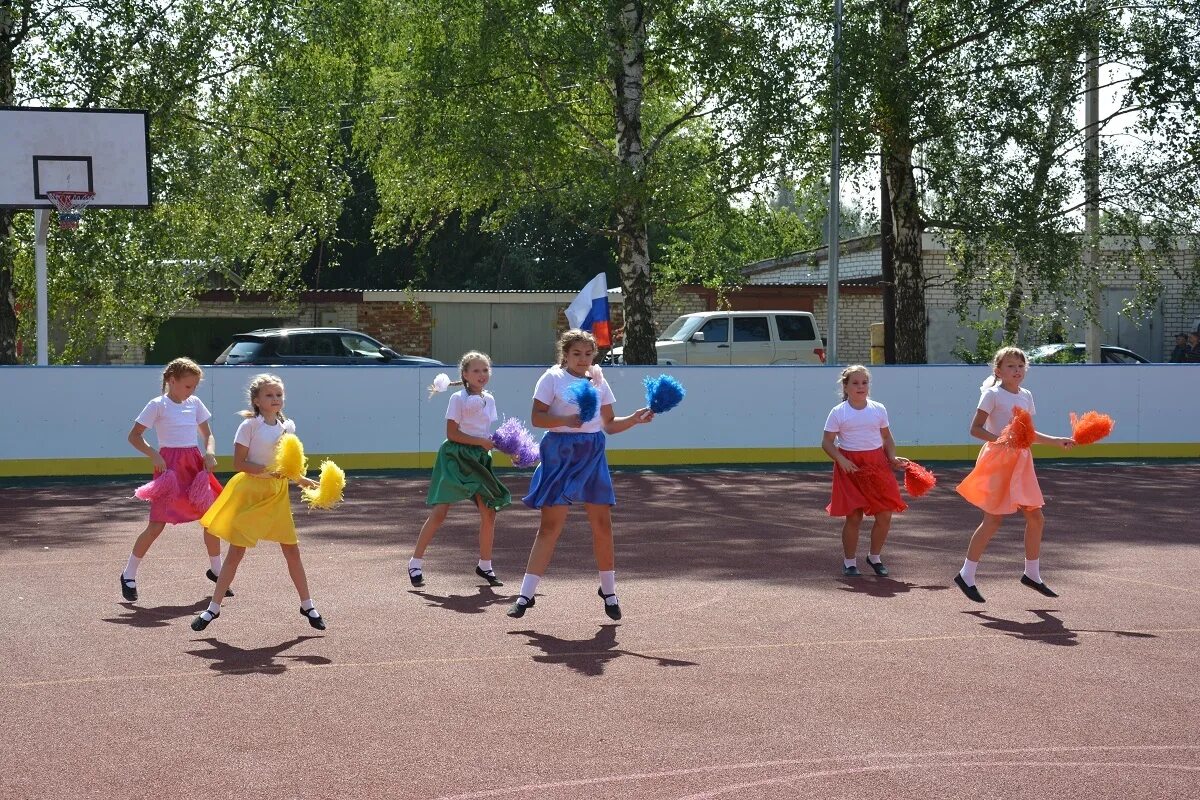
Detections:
[821, 365, 910, 577]
[953, 346, 1074, 603]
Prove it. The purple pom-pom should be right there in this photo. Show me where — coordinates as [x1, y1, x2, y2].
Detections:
[567, 379, 599, 422]
[492, 417, 541, 468]
[133, 470, 181, 502]
[644, 374, 685, 414]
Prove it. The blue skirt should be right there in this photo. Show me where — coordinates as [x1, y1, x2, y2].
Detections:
[522, 431, 615, 508]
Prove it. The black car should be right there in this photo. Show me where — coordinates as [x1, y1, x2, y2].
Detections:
[1027, 343, 1149, 364]
[214, 328, 443, 366]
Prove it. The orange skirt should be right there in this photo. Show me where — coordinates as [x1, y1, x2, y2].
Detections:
[826, 447, 907, 517]
[955, 441, 1044, 515]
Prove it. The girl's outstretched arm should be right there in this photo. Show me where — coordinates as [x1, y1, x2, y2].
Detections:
[197, 421, 218, 470]
[1034, 430, 1075, 449]
[128, 422, 166, 471]
[601, 403, 653, 435]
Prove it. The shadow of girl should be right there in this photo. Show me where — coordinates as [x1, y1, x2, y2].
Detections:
[964, 609, 1158, 647]
[508, 624, 697, 677]
[185, 635, 331, 675]
[408, 586, 511, 614]
[103, 599, 208, 629]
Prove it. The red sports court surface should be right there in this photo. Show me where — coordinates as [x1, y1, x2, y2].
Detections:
[2, 462, 1197, 799]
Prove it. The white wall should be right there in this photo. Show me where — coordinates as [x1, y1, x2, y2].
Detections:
[0, 364, 1196, 475]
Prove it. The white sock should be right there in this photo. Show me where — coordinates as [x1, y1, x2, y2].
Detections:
[1024, 559, 1042, 583]
[209, 555, 223, 574]
[599, 570, 617, 602]
[123, 554, 141, 582]
[478, 559, 493, 572]
[206, 601, 221, 616]
[960, 558, 979, 586]
[301, 598, 315, 611]
[408, 557, 423, 573]
[844, 557, 856, 569]
[518, 573, 540, 604]
[867, 553, 882, 564]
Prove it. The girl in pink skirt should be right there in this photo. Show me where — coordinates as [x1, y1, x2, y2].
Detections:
[120, 357, 226, 602]
[821, 365, 910, 578]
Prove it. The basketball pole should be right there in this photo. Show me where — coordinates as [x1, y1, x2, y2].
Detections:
[35, 208, 50, 366]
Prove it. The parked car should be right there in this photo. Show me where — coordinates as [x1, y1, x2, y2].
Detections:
[609, 311, 826, 365]
[1027, 343, 1149, 364]
[213, 328, 443, 366]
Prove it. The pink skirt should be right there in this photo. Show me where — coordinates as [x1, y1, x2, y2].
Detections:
[955, 441, 1044, 515]
[826, 447, 908, 517]
[148, 447, 224, 524]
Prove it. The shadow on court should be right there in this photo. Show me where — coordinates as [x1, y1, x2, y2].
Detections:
[185, 635, 332, 675]
[508, 624, 699, 677]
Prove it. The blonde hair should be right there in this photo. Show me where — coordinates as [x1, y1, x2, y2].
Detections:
[160, 357, 203, 393]
[239, 373, 288, 422]
[426, 351, 492, 396]
[556, 329, 597, 366]
[982, 346, 1028, 389]
[837, 364, 871, 400]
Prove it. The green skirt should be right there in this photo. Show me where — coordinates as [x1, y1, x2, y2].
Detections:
[427, 441, 512, 510]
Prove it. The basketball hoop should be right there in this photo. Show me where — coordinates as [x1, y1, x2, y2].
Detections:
[45, 190, 96, 230]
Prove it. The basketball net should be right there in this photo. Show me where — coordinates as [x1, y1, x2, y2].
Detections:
[44, 190, 96, 231]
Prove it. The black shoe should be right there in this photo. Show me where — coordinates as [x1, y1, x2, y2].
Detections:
[598, 588, 622, 621]
[408, 567, 425, 588]
[865, 558, 889, 577]
[475, 565, 504, 587]
[120, 575, 138, 602]
[1020, 574, 1059, 598]
[506, 595, 535, 618]
[842, 564, 861, 577]
[954, 573, 986, 603]
[206, 568, 234, 598]
[301, 607, 327, 630]
[190, 609, 218, 631]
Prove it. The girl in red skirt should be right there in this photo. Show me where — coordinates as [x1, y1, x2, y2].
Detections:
[821, 365, 910, 577]
[121, 357, 226, 602]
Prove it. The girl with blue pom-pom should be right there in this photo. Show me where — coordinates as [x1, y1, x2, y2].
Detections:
[507, 329, 654, 621]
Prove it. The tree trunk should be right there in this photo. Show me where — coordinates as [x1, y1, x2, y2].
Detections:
[608, 0, 656, 365]
[880, 0, 926, 363]
[0, 4, 19, 363]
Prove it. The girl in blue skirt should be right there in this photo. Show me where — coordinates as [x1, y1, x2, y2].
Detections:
[507, 330, 654, 620]
[409, 351, 512, 588]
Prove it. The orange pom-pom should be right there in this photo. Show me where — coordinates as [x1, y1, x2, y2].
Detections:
[1071, 410, 1114, 445]
[995, 407, 1036, 449]
[903, 461, 937, 497]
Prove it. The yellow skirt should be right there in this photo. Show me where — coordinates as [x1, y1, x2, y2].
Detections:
[200, 472, 297, 548]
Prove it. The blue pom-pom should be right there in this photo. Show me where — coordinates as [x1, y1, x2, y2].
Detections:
[567, 379, 599, 423]
[644, 374, 686, 414]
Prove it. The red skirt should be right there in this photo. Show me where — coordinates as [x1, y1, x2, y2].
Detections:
[826, 447, 908, 517]
[148, 447, 224, 524]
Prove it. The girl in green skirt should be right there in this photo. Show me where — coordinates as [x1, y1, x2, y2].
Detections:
[408, 351, 511, 588]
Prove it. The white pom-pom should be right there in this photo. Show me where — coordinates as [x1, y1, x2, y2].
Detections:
[433, 373, 451, 392]
[588, 364, 604, 387]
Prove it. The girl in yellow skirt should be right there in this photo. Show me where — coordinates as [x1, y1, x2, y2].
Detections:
[191, 374, 325, 632]
[821, 365, 910, 577]
[953, 346, 1074, 603]
[408, 351, 512, 588]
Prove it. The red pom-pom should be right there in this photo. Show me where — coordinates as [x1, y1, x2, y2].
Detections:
[1071, 411, 1114, 445]
[995, 407, 1036, 449]
[903, 461, 937, 497]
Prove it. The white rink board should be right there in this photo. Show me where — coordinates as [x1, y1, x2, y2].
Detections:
[0, 107, 151, 208]
[0, 365, 1197, 472]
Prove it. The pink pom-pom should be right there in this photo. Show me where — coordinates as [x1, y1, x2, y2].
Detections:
[187, 471, 217, 514]
[133, 470, 181, 502]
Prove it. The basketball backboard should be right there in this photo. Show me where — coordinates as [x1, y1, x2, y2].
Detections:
[0, 106, 151, 208]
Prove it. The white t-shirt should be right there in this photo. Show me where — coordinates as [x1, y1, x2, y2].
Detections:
[446, 389, 497, 439]
[134, 394, 212, 449]
[977, 384, 1036, 436]
[234, 416, 297, 469]
[533, 366, 617, 435]
[824, 399, 890, 451]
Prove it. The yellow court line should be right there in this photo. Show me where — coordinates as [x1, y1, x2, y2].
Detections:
[6, 626, 1199, 690]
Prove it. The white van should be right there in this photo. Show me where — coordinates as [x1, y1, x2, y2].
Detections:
[610, 310, 826, 365]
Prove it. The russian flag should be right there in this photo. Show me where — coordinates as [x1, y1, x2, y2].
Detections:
[565, 273, 612, 347]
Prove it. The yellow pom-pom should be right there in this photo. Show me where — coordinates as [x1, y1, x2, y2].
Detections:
[302, 460, 346, 510]
[268, 433, 308, 482]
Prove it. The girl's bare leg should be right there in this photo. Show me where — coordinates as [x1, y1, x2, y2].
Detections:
[841, 511, 863, 559]
[966, 513, 1005, 562]
[474, 497, 496, 561]
[586, 504, 615, 571]
[131, 521, 167, 558]
[202, 529, 222, 559]
[1022, 507, 1045, 560]
[525, 506, 569, 576]
[280, 543, 311, 600]
[209, 545, 245, 603]
[413, 504, 450, 559]
[868, 511, 893, 556]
